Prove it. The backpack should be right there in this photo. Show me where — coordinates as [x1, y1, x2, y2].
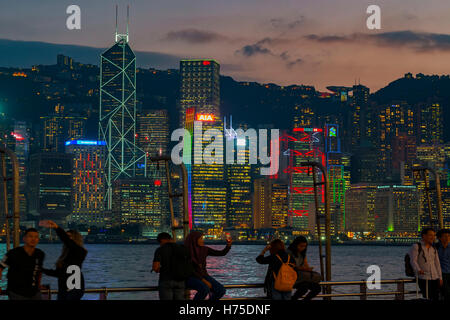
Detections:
[273, 254, 298, 292]
[405, 242, 423, 277]
[169, 244, 194, 281]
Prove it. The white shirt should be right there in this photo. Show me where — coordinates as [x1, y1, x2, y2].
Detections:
[410, 241, 442, 280]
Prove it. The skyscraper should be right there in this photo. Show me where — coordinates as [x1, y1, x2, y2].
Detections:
[137, 109, 169, 159]
[99, 18, 146, 209]
[418, 102, 443, 145]
[136, 109, 170, 228]
[226, 134, 252, 229]
[41, 104, 87, 152]
[65, 140, 106, 227]
[112, 178, 165, 236]
[350, 84, 369, 150]
[180, 60, 225, 237]
[28, 153, 73, 223]
[179, 60, 220, 126]
[288, 127, 325, 231]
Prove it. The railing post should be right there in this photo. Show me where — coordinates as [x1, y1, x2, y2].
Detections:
[395, 280, 405, 300]
[99, 288, 108, 300]
[360, 281, 367, 300]
[41, 285, 51, 300]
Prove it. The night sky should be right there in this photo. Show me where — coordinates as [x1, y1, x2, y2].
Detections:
[2, 0, 450, 91]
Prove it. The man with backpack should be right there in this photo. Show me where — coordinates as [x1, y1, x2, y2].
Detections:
[152, 232, 193, 300]
[409, 228, 443, 300]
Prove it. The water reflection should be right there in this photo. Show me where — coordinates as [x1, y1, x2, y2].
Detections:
[0, 244, 416, 300]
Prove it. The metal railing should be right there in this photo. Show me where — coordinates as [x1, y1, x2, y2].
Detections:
[0, 278, 417, 300]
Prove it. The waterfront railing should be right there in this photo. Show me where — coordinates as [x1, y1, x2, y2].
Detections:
[0, 278, 418, 300]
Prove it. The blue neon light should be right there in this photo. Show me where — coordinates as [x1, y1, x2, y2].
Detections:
[65, 140, 107, 146]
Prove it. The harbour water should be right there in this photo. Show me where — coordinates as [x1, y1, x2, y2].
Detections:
[0, 244, 418, 300]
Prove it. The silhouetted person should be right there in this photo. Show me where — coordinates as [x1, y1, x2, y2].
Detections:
[152, 232, 193, 300]
[436, 229, 450, 301]
[410, 228, 442, 300]
[41, 220, 87, 300]
[256, 239, 296, 300]
[287, 236, 321, 300]
[184, 231, 232, 300]
[0, 228, 45, 300]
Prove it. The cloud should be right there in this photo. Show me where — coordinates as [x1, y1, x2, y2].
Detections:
[236, 40, 303, 69]
[270, 15, 306, 31]
[235, 39, 274, 57]
[163, 28, 229, 43]
[304, 31, 450, 52]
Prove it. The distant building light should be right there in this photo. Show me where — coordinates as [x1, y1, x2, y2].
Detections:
[196, 114, 214, 122]
[202, 61, 211, 66]
[65, 140, 106, 146]
[236, 138, 246, 146]
[10, 132, 25, 141]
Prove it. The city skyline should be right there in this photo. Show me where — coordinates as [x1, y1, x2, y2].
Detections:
[2, 0, 450, 91]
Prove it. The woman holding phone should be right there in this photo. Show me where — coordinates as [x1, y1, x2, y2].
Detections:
[40, 220, 87, 300]
[184, 231, 232, 300]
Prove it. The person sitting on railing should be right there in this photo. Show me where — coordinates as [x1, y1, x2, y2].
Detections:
[0, 228, 45, 300]
[40, 220, 87, 300]
[256, 239, 297, 300]
[184, 231, 232, 300]
[287, 236, 321, 300]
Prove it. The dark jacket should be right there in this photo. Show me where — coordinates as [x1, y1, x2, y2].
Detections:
[42, 227, 87, 294]
[192, 245, 231, 278]
[256, 250, 292, 295]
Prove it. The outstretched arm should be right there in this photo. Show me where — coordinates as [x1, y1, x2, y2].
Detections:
[207, 244, 231, 257]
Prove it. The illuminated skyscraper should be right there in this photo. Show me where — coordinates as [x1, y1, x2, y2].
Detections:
[65, 140, 106, 226]
[180, 60, 225, 237]
[180, 60, 220, 126]
[41, 104, 86, 152]
[112, 178, 165, 236]
[288, 127, 325, 231]
[271, 183, 289, 228]
[419, 102, 443, 145]
[137, 109, 169, 159]
[11, 121, 30, 217]
[99, 17, 146, 209]
[350, 85, 369, 146]
[325, 124, 348, 234]
[253, 178, 272, 229]
[345, 184, 377, 234]
[136, 109, 170, 227]
[378, 102, 415, 182]
[226, 132, 252, 229]
[374, 185, 420, 235]
[28, 153, 73, 223]
[190, 114, 226, 236]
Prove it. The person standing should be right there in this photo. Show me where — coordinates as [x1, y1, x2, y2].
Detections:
[184, 231, 232, 300]
[436, 229, 450, 301]
[410, 227, 443, 301]
[0, 228, 45, 300]
[152, 232, 193, 300]
[41, 220, 87, 300]
[256, 239, 296, 300]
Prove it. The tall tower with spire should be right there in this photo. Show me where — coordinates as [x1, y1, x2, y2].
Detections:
[99, 5, 146, 209]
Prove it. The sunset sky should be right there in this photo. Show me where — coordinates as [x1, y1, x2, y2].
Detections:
[2, 0, 450, 91]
